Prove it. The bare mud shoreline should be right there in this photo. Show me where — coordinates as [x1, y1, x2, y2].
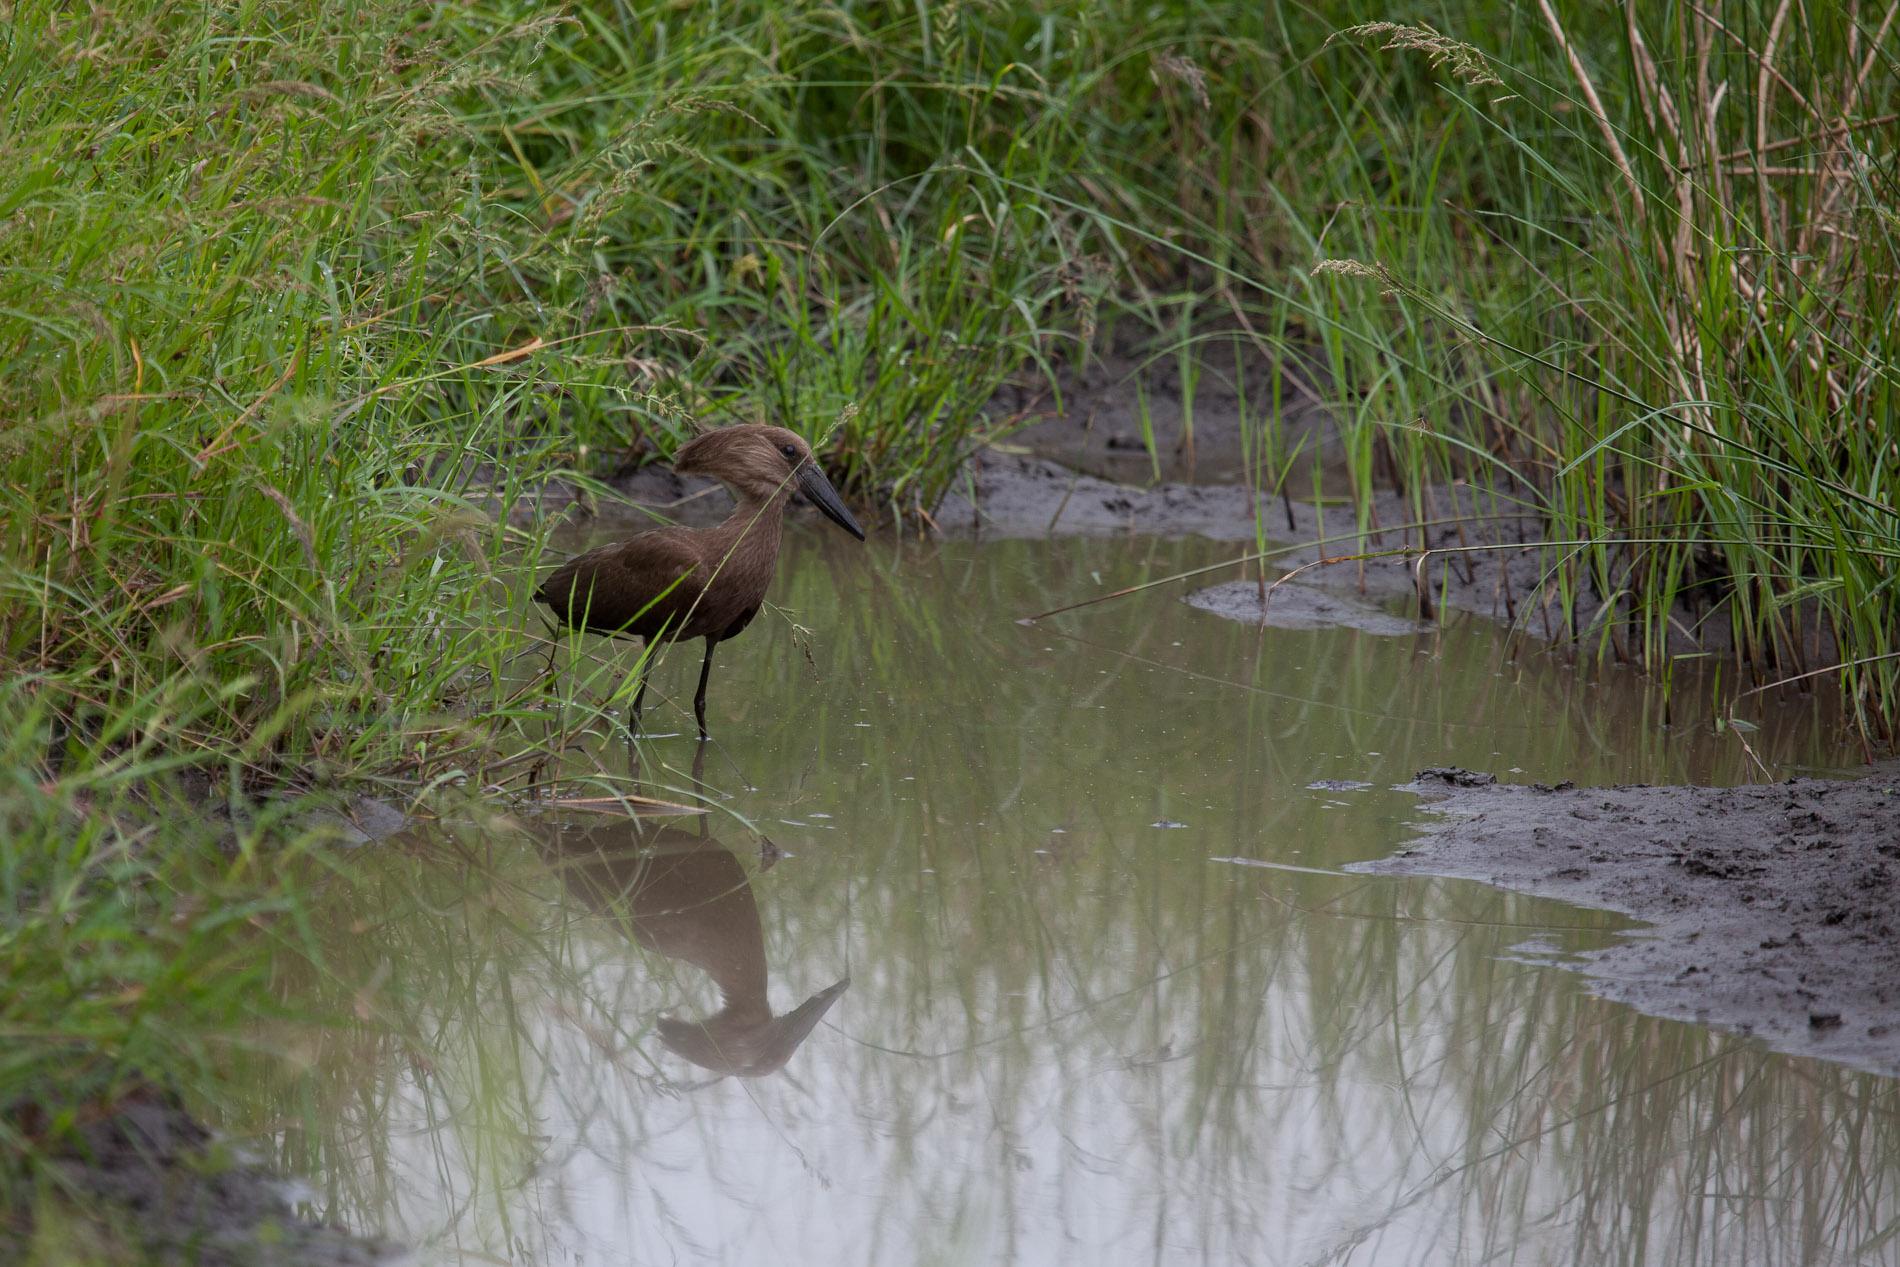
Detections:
[537, 450, 1581, 639]
[939, 449, 1576, 636]
[539, 446, 1746, 656]
[6, 1085, 400, 1265]
[1362, 769, 1900, 1074]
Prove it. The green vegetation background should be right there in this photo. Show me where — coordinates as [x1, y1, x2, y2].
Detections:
[0, 0, 1895, 1238]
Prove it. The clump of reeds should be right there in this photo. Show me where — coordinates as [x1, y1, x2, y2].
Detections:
[1308, 2, 1899, 745]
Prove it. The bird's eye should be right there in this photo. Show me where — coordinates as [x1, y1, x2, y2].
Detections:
[780, 443, 799, 460]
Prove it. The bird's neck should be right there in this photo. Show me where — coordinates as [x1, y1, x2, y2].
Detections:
[709, 492, 786, 563]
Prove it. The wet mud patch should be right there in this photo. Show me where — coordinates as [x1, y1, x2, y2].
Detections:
[991, 325, 1335, 487]
[6, 1087, 400, 1265]
[936, 452, 1606, 634]
[526, 448, 1817, 661]
[1185, 578, 1425, 634]
[940, 452, 1828, 663]
[1360, 768, 1900, 1073]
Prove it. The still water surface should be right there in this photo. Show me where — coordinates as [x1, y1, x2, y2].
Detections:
[264, 532, 1892, 1265]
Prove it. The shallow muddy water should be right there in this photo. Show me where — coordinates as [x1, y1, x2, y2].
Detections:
[253, 532, 1896, 1266]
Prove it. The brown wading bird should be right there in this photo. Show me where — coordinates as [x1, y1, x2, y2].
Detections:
[534, 424, 864, 737]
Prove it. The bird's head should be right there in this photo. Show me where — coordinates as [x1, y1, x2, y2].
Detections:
[673, 424, 865, 540]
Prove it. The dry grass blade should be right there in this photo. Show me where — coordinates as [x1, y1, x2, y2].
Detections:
[1537, 0, 1644, 220]
[541, 794, 707, 815]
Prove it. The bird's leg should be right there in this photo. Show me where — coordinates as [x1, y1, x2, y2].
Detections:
[692, 737, 710, 839]
[693, 637, 718, 740]
[627, 654, 652, 739]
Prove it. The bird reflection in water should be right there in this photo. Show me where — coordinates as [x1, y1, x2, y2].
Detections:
[544, 751, 847, 1078]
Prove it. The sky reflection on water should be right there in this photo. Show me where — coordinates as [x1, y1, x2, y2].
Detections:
[261, 532, 1888, 1266]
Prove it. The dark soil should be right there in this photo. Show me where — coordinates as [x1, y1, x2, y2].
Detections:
[531, 435, 1753, 660]
[934, 450, 1587, 634]
[5, 1086, 400, 1265]
[1358, 768, 1900, 1074]
[991, 323, 1335, 487]
[533, 450, 1574, 635]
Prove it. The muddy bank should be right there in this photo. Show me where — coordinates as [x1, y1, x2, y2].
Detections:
[936, 450, 1589, 634]
[2, 790, 412, 1265]
[1359, 768, 1900, 1074]
[526, 450, 1563, 632]
[5, 1086, 400, 1265]
[520, 435, 1809, 663]
[992, 323, 1335, 487]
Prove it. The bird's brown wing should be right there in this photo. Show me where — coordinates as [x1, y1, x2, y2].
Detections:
[534, 529, 707, 640]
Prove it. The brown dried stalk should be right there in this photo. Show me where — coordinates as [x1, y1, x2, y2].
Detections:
[1537, 0, 1644, 220]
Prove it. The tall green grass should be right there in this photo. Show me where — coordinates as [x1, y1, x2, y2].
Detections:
[1039, 2, 1898, 740]
[1295, 7, 1900, 744]
[5, 0, 1894, 772]
[470, 0, 1896, 737]
[0, 0, 579, 1221]
[0, 0, 572, 782]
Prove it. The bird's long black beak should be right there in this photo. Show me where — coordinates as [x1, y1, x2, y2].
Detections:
[797, 461, 865, 541]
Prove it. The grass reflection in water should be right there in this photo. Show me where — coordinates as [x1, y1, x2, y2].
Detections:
[242, 534, 1887, 1266]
